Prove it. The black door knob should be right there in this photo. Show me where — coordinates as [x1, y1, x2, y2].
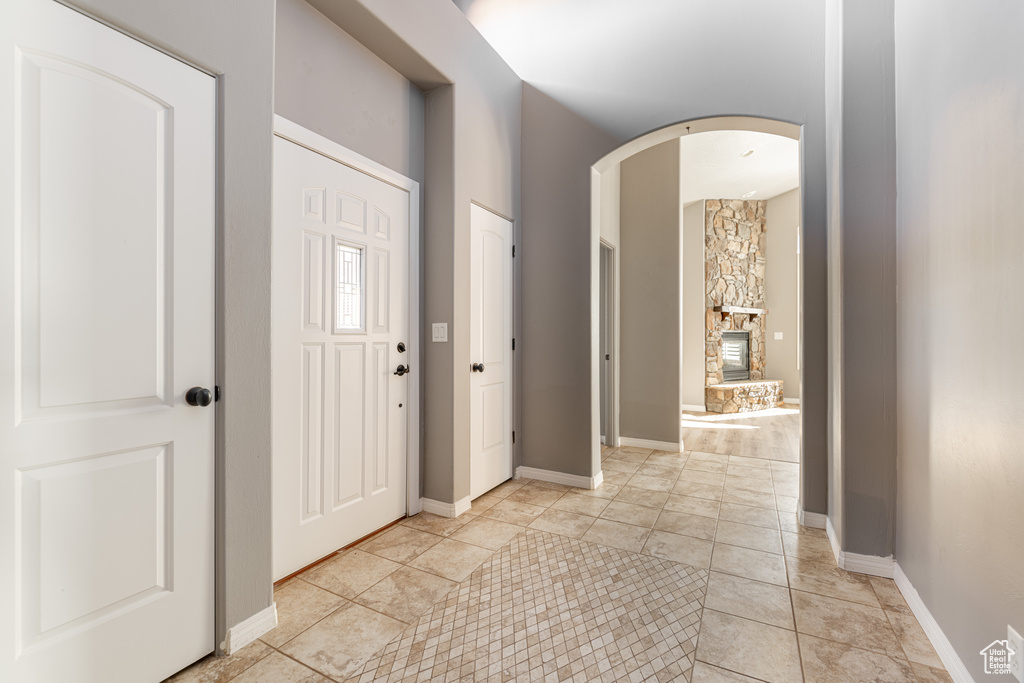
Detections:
[472, 363, 485, 373]
[394, 364, 410, 376]
[186, 387, 213, 407]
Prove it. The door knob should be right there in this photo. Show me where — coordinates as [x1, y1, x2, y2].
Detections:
[186, 387, 213, 407]
[472, 363, 485, 373]
[394, 364, 410, 376]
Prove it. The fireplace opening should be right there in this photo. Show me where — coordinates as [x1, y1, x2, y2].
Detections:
[721, 330, 750, 382]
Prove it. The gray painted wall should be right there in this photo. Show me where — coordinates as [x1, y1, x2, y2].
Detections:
[67, 0, 277, 646]
[895, 0, 1024, 675]
[275, 0, 424, 183]
[619, 140, 683, 445]
[681, 201, 705, 408]
[765, 189, 801, 400]
[521, 85, 620, 476]
[825, 0, 898, 558]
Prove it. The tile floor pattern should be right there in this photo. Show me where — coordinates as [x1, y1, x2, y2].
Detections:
[168, 409, 952, 682]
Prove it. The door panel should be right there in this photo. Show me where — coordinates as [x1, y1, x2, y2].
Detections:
[0, 2, 216, 681]
[273, 136, 411, 580]
[470, 204, 514, 499]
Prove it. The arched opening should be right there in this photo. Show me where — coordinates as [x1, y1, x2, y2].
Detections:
[590, 115, 823, 526]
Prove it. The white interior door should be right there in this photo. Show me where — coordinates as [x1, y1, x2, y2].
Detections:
[273, 133, 412, 580]
[470, 203, 514, 499]
[0, 2, 216, 682]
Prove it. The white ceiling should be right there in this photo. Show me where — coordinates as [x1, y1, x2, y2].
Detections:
[449, 0, 819, 141]
[679, 130, 799, 204]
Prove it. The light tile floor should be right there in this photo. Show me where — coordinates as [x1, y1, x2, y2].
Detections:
[168, 408, 950, 682]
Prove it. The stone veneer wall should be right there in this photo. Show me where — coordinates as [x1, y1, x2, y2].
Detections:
[705, 199, 768, 386]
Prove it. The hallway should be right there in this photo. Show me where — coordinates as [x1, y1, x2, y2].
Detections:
[170, 409, 949, 682]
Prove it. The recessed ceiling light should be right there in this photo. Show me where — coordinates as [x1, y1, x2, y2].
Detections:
[743, 190, 757, 198]
[740, 149, 755, 158]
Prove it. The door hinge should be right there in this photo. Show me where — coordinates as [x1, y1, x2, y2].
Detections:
[512, 431, 516, 444]
[512, 245, 516, 258]
[512, 338, 515, 350]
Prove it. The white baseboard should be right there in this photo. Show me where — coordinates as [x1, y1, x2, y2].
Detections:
[516, 466, 603, 490]
[223, 603, 278, 655]
[799, 509, 827, 529]
[600, 435, 606, 445]
[824, 516, 894, 577]
[843, 552, 895, 578]
[420, 495, 472, 518]
[783, 397, 801, 404]
[681, 404, 707, 412]
[894, 563, 975, 683]
[619, 437, 684, 453]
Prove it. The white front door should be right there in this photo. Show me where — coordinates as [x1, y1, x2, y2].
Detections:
[470, 204, 514, 498]
[272, 133, 413, 580]
[0, 2, 216, 682]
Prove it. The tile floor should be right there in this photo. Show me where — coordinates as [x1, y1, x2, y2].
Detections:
[168, 408, 950, 682]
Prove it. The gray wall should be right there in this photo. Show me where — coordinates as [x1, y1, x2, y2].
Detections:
[275, 0, 424, 183]
[67, 0, 276, 647]
[619, 140, 682, 445]
[765, 189, 801, 400]
[895, 0, 1024, 675]
[306, 0, 521, 504]
[825, 0, 898, 558]
[681, 201, 705, 408]
[521, 85, 620, 476]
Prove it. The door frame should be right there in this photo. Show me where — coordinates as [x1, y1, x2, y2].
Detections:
[599, 239, 618, 448]
[273, 115, 423, 516]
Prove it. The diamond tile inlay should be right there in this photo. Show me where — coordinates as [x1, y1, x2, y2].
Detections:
[352, 529, 707, 682]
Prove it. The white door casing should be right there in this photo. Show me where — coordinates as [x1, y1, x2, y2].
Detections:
[470, 203, 514, 499]
[272, 119, 420, 581]
[0, 2, 216, 682]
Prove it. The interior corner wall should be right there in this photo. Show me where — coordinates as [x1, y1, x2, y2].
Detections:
[66, 0, 277, 646]
[521, 84, 620, 476]
[681, 201, 705, 408]
[765, 189, 801, 400]
[826, 0, 898, 559]
[619, 140, 683, 444]
[894, 0, 1024, 676]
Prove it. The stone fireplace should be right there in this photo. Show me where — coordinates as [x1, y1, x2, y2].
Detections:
[703, 199, 783, 413]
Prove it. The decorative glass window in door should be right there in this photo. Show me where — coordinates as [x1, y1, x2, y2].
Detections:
[335, 241, 363, 332]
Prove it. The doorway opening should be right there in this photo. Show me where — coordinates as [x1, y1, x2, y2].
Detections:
[591, 115, 819, 526]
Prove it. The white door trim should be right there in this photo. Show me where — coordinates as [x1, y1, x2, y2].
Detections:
[273, 115, 422, 516]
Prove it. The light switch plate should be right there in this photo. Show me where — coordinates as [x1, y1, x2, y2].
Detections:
[774, 332, 783, 340]
[431, 323, 448, 343]
[1009, 625, 1023, 682]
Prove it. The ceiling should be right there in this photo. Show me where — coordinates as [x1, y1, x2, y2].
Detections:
[451, 0, 801, 199]
[679, 130, 799, 203]
[449, 0, 818, 141]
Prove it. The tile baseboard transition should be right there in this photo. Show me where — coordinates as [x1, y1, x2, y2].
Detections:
[894, 563, 975, 683]
[619, 437, 685, 452]
[783, 397, 801, 404]
[681, 404, 707, 412]
[825, 516, 894, 578]
[515, 466, 603, 490]
[799, 509, 827, 529]
[420, 496, 472, 518]
[223, 602, 277, 655]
